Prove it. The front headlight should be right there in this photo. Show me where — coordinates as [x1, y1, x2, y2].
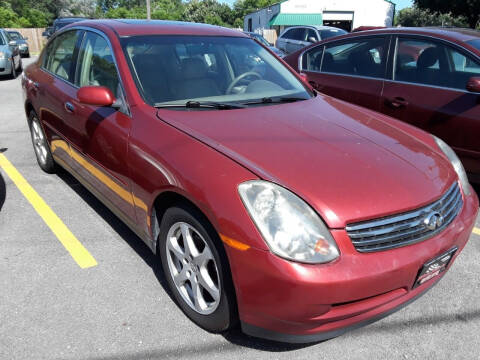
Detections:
[0, 52, 5, 59]
[238, 180, 339, 264]
[433, 136, 471, 196]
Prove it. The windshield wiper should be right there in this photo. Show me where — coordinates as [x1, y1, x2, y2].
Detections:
[154, 100, 246, 110]
[242, 96, 310, 106]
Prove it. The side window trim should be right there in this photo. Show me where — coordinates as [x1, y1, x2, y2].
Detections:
[74, 28, 130, 116]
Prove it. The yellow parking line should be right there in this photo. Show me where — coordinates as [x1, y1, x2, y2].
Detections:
[473, 227, 480, 236]
[0, 154, 97, 269]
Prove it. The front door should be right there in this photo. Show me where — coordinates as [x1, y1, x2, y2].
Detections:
[381, 36, 480, 177]
[69, 30, 136, 221]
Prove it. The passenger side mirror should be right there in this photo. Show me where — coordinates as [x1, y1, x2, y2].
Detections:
[466, 77, 480, 93]
[308, 37, 317, 44]
[77, 86, 117, 107]
[8, 40, 17, 46]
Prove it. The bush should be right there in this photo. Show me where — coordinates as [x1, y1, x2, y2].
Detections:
[396, 7, 469, 27]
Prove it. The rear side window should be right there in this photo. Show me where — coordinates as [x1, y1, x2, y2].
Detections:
[302, 45, 324, 71]
[322, 37, 387, 78]
[75, 31, 119, 96]
[394, 37, 480, 90]
[43, 30, 79, 82]
[0, 32, 5, 45]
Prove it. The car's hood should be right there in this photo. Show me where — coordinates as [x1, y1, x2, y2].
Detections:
[156, 95, 455, 228]
[16, 39, 27, 45]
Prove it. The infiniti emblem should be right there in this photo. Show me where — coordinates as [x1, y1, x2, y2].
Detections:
[423, 211, 444, 231]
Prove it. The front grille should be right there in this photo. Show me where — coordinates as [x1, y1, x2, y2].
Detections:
[346, 183, 463, 253]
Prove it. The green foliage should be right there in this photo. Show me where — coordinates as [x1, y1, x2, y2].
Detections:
[0, 0, 284, 28]
[414, 0, 480, 28]
[183, 0, 234, 26]
[396, 7, 469, 28]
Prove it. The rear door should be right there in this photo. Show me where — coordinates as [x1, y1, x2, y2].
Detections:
[70, 30, 136, 221]
[38, 29, 83, 168]
[380, 36, 480, 177]
[300, 35, 389, 111]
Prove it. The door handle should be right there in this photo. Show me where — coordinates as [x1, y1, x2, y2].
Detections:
[386, 97, 409, 109]
[64, 102, 75, 113]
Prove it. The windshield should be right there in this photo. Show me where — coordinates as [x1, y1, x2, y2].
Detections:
[320, 28, 347, 40]
[121, 35, 311, 107]
[8, 32, 22, 40]
[467, 39, 480, 51]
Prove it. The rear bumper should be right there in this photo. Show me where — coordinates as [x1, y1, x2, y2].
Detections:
[228, 186, 478, 343]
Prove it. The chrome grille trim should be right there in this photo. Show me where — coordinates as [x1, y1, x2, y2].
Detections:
[346, 183, 463, 253]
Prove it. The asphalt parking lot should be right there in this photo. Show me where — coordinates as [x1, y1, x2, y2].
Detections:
[0, 56, 479, 360]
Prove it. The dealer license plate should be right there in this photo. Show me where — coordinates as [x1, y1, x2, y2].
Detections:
[414, 247, 457, 288]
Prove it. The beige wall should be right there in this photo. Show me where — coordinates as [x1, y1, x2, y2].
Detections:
[5, 28, 47, 54]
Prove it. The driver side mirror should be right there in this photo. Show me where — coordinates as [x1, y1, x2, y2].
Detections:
[307, 37, 317, 44]
[466, 77, 480, 93]
[77, 86, 118, 107]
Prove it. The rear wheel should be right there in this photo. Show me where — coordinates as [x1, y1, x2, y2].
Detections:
[10, 59, 16, 79]
[158, 204, 237, 333]
[28, 111, 56, 173]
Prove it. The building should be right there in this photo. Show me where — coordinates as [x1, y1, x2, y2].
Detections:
[244, 0, 396, 34]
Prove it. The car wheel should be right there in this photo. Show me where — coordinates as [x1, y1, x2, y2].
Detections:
[26, 52, 30, 58]
[29, 111, 56, 173]
[17, 58, 22, 73]
[158, 204, 237, 333]
[10, 59, 16, 79]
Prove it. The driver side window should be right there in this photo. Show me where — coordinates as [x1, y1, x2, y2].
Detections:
[75, 31, 119, 96]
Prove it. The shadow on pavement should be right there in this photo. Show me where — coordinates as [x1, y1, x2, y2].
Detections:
[55, 168, 311, 353]
[0, 148, 7, 211]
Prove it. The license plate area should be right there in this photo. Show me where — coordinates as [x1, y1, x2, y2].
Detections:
[413, 247, 457, 288]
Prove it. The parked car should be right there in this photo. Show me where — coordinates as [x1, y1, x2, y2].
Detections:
[22, 20, 478, 343]
[0, 28, 22, 78]
[42, 17, 89, 39]
[7, 31, 29, 57]
[284, 27, 480, 183]
[276, 25, 347, 55]
[243, 31, 285, 57]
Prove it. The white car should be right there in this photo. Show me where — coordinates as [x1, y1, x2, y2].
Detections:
[276, 25, 347, 55]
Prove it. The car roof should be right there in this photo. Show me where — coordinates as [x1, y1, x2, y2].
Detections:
[348, 27, 480, 43]
[72, 19, 247, 38]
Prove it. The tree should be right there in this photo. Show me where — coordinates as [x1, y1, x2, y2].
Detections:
[396, 7, 469, 28]
[183, 0, 234, 26]
[414, 0, 480, 28]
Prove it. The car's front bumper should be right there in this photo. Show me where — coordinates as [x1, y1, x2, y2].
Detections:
[0, 58, 12, 75]
[228, 186, 478, 343]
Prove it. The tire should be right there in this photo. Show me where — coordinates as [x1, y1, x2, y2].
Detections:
[28, 111, 56, 173]
[25, 52, 30, 58]
[10, 59, 16, 79]
[17, 58, 22, 73]
[158, 204, 237, 333]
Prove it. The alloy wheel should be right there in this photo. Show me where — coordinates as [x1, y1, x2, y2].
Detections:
[165, 222, 221, 315]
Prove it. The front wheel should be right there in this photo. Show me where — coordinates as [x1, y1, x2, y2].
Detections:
[158, 204, 237, 333]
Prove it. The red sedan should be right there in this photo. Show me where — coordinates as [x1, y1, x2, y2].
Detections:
[283, 27, 480, 184]
[22, 20, 478, 343]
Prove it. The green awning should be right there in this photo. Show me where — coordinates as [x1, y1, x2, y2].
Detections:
[269, 13, 323, 26]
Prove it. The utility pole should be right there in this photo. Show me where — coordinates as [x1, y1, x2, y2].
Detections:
[146, 0, 151, 20]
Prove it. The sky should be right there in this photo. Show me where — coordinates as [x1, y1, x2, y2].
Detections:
[218, 0, 414, 10]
